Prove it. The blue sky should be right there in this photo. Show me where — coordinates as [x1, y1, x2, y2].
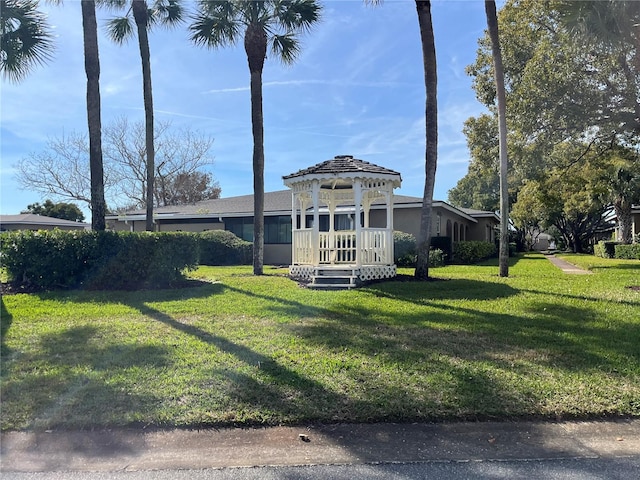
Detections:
[1, 0, 492, 216]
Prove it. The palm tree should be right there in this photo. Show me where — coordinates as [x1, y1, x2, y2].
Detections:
[81, 0, 107, 230]
[484, 0, 509, 277]
[414, 0, 438, 280]
[106, 0, 184, 231]
[1, 0, 54, 82]
[190, 0, 321, 275]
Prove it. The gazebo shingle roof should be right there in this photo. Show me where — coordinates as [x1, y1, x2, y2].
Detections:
[283, 155, 401, 180]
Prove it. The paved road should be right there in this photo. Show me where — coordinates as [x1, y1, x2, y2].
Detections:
[2, 420, 639, 479]
[4, 456, 640, 480]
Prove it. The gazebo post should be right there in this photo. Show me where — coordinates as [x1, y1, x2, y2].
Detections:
[354, 179, 362, 268]
[291, 192, 297, 264]
[312, 180, 320, 266]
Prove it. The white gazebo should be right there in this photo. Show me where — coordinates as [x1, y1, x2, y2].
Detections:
[283, 155, 402, 288]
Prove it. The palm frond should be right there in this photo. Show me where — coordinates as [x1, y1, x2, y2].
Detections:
[1, 0, 55, 82]
[105, 16, 134, 43]
[99, 0, 130, 13]
[189, 5, 241, 49]
[272, 0, 321, 32]
[151, 0, 185, 28]
[270, 32, 299, 64]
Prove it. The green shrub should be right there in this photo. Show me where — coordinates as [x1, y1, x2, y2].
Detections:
[198, 230, 252, 266]
[429, 248, 445, 268]
[614, 244, 640, 260]
[0, 230, 198, 291]
[393, 232, 445, 268]
[394, 231, 416, 266]
[595, 241, 619, 258]
[452, 241, 497, 264]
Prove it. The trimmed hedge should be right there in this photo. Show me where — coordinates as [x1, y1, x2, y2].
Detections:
[452, 241, 497, 264]
[594, 241, 619, 259]
[614, 244, 640, 260]
[0, 230, 198, 291]
[198, 230, 252, 266]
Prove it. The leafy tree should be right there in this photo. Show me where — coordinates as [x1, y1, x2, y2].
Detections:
[81, 0, 107, 230]
[16, 118, 219, 210]
[510, 181, 546, 251]
[484, 0, 509, 276]
[155, 171, 221, 206]
[469, 0, 638, 147]
[448, 114, 500, 211]
[22, 200, 85, 222]
[413, 0, 438, 280]
[190, 0, 321, 275]
[0, 0, 54, 82]
[511, 142, 612, 253]
[106, 0, 184, 231]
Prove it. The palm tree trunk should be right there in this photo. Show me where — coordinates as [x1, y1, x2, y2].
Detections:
[414, 0, 438, 280]
[485, 0, 509, 277]
[615, 198, 633, 244]
[81, 0, 106, 231]
[132, 0, 155, 232]
[245, 24, 267, 275]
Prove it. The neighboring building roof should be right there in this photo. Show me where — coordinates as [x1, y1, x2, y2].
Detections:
[283, 155, 402, 187]
[108, 190, 498, 224]
[459, 207, 501, 221]
[0, 214, 89, 230]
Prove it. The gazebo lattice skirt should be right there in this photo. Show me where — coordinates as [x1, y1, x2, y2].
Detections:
[289, 264, 397, 282]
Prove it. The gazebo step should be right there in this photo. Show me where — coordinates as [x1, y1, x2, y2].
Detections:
[309, 275, 359, 289]
[315, 269, 357, 277]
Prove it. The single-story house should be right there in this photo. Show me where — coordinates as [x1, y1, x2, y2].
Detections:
[107, 190, 499, 266]
[0, 214, 90, 232]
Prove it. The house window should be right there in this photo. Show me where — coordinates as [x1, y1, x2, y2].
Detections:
[436, 213, 441, 235]
[226, 216, 291, 244]
[226, 217, 254, 242]
[264, 216, 292, 244]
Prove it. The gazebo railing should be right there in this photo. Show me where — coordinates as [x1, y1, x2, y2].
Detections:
[360, 228, 390, 265]
[292, 228, 391, 265]
[292, 229, 314, 264]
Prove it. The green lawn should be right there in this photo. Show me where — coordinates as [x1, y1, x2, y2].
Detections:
[1, 253, 639, 431]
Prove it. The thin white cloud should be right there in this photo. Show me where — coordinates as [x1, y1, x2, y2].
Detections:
[203, 78, 410, 94]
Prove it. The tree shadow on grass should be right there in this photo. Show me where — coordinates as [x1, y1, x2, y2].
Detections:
[1, 296, 13, 363]
[1, 325, 173, 431]
[129, 301, 346, 424]
[5, 272, 638, 432]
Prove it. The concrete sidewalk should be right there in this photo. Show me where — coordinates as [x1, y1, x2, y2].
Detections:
[2, 420, 639, 473]
[545, 255, 593, 274]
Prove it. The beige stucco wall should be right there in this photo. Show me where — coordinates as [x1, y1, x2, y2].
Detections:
[389, 206, 485, 243]
[265, 244, 292, 265]
[466, 218, 497, 243]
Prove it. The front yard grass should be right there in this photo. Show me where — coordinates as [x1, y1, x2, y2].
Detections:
[1, 253, 639, 431]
